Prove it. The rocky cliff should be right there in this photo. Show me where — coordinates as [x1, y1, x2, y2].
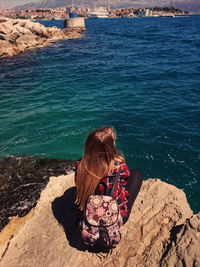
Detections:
[0, 173, 199, 267]
[0, 156, 75, 231]
[0, 17, 85, 57]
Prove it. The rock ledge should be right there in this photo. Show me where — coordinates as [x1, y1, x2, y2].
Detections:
[0, 17, 85, 57]
[0, 174, 199, 267]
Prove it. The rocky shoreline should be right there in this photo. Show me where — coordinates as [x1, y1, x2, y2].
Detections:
[0, 156, 75, 231]
[0, 171, 199, 266]
[0, 17, 85, 57]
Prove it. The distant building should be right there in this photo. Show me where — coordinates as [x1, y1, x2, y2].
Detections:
[90, 7, 109, 18]
[138, 8, 153, 17]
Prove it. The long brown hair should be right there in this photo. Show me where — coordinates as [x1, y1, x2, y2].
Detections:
[75, 126, 124, 210]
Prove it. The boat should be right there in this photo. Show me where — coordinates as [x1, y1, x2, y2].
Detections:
[90, 7, 109, 18]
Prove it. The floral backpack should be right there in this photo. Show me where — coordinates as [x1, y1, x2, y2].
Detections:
[79, 169, 123, 249]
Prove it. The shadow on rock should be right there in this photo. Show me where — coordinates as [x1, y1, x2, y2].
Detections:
[51, 187, 111, 255]
[51, 187, 86, 251]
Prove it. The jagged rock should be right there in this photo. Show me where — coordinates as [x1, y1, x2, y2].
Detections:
[6, 31, 20, 43]
[0, 174, 198, 267]
[0, 20, 13, 34]
[0, 16, 85, 57]
[47, 26, 66, 39]
[12, 25, 33, 36]
[23, 21, 50, 38]
[0, 32, 6, 40]
[0, 40, 16, 57]
[0, 19, 7, 23]
[160, 213, 200, 266]
[16, 34, 39, 46]
[0, 156, 75, 231]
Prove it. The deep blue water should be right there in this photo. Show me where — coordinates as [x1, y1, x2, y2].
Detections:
[0, 16, 199, 212]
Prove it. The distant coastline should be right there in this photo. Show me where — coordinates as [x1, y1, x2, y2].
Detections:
[0, 5, 190, 21]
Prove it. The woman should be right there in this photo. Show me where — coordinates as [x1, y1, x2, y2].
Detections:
[75, 126, 142, 224]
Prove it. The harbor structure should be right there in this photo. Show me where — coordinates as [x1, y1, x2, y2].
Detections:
[64, 16, 85, 28]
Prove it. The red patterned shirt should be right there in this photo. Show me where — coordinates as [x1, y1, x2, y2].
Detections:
[75, 160, 130, 218]
[97, 161, 130, 218]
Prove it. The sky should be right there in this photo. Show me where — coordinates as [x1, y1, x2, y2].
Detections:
[0, 0, 200, 11]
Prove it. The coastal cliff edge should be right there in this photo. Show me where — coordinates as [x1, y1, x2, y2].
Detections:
[0, 173, 199, 267]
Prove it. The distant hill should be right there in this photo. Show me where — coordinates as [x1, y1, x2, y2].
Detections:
[13, 2, 39, 11]
[11, 0, 168, 11]
[13, 0, 71, 10]
[12, 0, 200, 12]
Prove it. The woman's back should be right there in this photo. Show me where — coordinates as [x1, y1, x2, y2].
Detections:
[75, 126, 142, 223]
[96, 160, 130, 218]
[75, 126, 143, 249]
[75, 126, 125, 211]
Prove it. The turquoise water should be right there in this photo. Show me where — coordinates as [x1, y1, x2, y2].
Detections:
[0, 16, 199, 212]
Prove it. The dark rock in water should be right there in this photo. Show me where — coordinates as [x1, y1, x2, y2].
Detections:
[0, 156, 75, 231]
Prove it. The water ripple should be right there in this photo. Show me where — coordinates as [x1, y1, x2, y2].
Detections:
[0, 15, 200, 212]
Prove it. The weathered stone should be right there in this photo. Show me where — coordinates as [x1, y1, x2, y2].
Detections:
[0, 19, 7, 23]
[24, 22, 50, 38]
[0, 32, 6, 40]
[63, 28, 83, 38]
[0, 23, 12, 35]
[16, 34, 38, 47]
[0, 40, 15, 57]
[0, 156, 75, 231]
[13, 25, 33, 36]
[0, 16, 85, 57]
[6, 31, 20, 43]
[160, 213, 200, 266]
[15, 19, 27, 27]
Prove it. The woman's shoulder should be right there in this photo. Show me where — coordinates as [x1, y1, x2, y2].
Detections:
[113, 159, 129, 172]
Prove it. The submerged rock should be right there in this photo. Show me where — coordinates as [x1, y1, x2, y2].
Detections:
[0, 17, 85, 57]
[0, 174, 199, 266]
[0, 156, 74, 231]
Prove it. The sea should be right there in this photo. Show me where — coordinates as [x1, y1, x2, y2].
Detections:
[0, 15, 199, 213]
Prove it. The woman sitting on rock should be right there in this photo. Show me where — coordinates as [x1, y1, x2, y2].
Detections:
[75, 126, 143, 225]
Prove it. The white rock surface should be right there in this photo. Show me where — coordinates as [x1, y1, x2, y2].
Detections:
[0, 17, 84, 57]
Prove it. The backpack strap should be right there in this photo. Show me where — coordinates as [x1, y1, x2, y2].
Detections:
[110, 168, 121, 197]
[94, 167, 121, 196]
